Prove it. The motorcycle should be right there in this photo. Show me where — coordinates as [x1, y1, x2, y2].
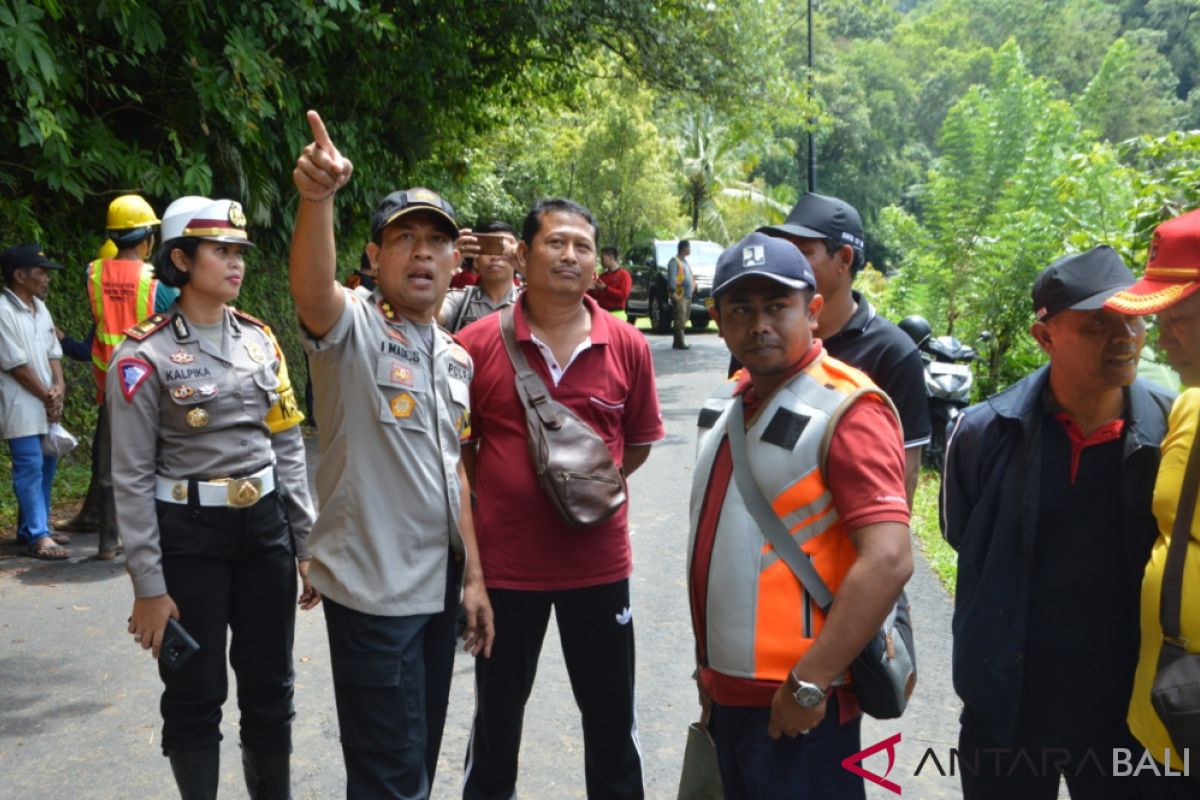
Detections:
[898, 316, 983, 471]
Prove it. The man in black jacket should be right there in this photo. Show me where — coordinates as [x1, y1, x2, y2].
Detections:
[941, 246, 1174, 800]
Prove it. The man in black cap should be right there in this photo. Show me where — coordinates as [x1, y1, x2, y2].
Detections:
[941, 245, 1173, 798]
[0, 244, 68, 559]
[759, 193, 930, 503]
[290, 111, 494, 798]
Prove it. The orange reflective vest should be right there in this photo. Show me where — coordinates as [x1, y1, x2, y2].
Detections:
[88, 258, 157, 400]
[689, 352, 895, 686]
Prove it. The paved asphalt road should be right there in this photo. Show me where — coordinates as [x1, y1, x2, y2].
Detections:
[0, 327, 970, 799]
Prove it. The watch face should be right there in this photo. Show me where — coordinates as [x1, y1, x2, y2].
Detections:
[793, 682, 825, 707]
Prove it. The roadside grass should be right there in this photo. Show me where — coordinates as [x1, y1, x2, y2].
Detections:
[912, 467, 956, 594]
[0, 446, 92, 536]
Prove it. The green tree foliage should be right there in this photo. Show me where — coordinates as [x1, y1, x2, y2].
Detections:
[1079, 35, 1184, 141]
[0, 0, 767, 490]
[883, 43, 1095, 393]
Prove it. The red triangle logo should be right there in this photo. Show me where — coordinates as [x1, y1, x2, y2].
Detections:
[841, 732, 902, 795]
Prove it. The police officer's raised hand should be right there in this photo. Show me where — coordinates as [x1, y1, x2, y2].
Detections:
[293, 110, 353, 201]
[129, 594, 180, 659]
[297, 558, 321, 610]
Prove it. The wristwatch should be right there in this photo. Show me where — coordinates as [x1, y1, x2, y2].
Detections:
[787, 672, 826, 707]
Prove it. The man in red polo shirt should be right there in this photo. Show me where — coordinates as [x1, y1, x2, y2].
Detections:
[457, 198, 664, 800]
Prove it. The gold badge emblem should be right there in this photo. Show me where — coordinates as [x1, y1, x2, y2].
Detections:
[172, 385, 196, 400]
[245, 342, 267, 363]
[169, 350, 194, 364]
[228, 201, 247, 228]
[172, 483, 187, 501]
[186, 408, 209, 428]
[227, 477, 261, 508]
[409, 188, 440, 205]
[390, 392, 416, 419]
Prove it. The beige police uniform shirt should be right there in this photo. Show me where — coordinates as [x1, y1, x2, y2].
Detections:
[440, 283, 518, 332]
[108, 305, 315, 598]
[302, 287, 472, 617]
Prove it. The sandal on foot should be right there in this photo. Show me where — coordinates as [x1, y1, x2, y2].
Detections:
[26, 536, 69, 560]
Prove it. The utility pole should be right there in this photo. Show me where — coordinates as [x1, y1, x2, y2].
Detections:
[807, 0, 816, 193]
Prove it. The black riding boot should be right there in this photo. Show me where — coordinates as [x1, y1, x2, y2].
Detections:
[167, 747, 219, 800]
[242, 746, 292, 800]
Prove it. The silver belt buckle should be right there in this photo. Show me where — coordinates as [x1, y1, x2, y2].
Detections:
[226, 477, 262, 508]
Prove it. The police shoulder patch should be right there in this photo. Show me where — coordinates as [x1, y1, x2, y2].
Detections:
[123, 314, 170, 341]
[116, 358, 154, 402]
[230, 308, 266, 328]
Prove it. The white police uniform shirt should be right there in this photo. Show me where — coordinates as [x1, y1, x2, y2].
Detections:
[108, 305, 315, 598]
[301, 286, 473, 617]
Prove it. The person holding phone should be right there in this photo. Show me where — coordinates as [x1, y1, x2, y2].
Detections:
[439, 220, 520, 333]
[110, 195, 318, 799]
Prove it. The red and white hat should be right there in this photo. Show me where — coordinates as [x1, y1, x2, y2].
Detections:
[1106, 209, 1200, 315]
[160, 196, 255, 247]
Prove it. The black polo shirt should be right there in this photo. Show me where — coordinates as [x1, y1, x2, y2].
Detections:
[824, 291, 932, 448]
[1023, 407, 1134, 742]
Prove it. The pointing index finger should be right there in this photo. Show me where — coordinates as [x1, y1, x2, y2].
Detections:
[306, 110, 337, 155]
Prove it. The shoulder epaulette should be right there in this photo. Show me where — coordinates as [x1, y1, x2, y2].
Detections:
[231, 308, 266, 328]
[123, 314, 170, 341]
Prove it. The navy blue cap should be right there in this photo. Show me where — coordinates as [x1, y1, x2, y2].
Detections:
[712, 232, 816, 299]
[371, 187, 459, 241]
[0, 243, 63, 272]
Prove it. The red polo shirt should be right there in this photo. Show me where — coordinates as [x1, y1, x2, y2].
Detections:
[458, 293, 665, 590]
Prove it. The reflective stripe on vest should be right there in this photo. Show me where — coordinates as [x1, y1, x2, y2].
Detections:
[689, 352, 896, 685]
[88, 258, 157, 375]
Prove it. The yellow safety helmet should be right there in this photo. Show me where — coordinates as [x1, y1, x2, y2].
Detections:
[106, 194, 160, 231]
[98, 239, 118, 260]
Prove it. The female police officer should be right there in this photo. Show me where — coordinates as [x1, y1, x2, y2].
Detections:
[108, 196, 318, 800]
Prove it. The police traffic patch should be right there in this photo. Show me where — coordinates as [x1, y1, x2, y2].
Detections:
[117, 358, 153, 402]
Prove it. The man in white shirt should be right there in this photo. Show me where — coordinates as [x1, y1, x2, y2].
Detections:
[0, 244, 66, 559]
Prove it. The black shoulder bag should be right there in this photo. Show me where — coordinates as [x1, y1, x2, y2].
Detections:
[726, 398, 917, 719]
[1151, 406, 1200, 760]
[498, 306, 627, 529]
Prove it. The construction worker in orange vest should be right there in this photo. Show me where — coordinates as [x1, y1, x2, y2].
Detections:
[86, 194, 178, 558]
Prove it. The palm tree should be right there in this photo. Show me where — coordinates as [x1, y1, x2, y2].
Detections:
[676, 108, 790, 240]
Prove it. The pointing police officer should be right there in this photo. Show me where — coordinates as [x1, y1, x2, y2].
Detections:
[109, 195, 318, 800]
[290, 110, 494, 800]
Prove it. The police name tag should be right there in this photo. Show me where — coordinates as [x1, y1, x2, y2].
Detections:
[375, 357, 427, 391]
